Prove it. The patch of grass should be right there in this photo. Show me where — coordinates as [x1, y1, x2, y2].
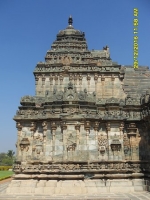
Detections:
[0, 171, 14, 181]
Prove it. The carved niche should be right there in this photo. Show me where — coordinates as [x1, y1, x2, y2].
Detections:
[63, 82, 77, 101]
[98, 134, 108, 156]
[123, 133, 132, 159]
[66, 133, 77, 152]
[20, 138, 30, 151]
[110, 135, 121, 152]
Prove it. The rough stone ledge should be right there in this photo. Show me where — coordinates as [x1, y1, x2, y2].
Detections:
[13, 173, 146, 180]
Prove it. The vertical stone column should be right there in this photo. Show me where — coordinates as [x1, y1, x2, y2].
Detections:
[49, 74, 53, 85]
[93, 121, 99, 142]
[30, 122, 37, 137]
[87, 74, 91, 91]
[42, 121, 48, 157]
[16, 122, 23, 160]
[94, 73, 98, 96]
[111, 74, 115, 97]
[74, 73, 77, 85]
[61, 121, 67, 161]
[79, 73, 82, 87]
[42, 74, 45, 86]
[41, 74, 45, 96]
[127, 123, 138, 160]
[75, 122, 80, 145]
[119, 122, 124, 160]
[105, 122, 111, 160]
[35, 74, 39, 85]
[35, 74, 39, 95]
[51, 122, 57, 158]
[69, 73, 73, 83]
[101, 75, 105, 98]
[30, 122, 37, 159]
[84, 121, 90, 145]
[49, 74, 53, 92]
[59, 73, 64, 88]
[54, 73, 58, 85]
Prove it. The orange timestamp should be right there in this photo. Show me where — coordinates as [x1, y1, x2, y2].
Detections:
[133, 8, 138, 69]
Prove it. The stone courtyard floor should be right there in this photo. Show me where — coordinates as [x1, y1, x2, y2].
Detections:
[1, 179, 150, 200]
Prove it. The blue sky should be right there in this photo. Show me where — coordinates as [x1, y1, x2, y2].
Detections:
[0, 0, 150, 152]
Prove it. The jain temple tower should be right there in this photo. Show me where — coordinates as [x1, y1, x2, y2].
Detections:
[6, 17, 150, 195]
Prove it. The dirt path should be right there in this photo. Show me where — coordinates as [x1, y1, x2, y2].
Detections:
[0, 178, 13, 185]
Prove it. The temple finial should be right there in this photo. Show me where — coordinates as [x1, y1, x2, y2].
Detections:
[68, 15, 73, 26]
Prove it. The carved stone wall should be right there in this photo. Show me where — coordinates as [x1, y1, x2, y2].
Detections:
[11, 17, 150, 195]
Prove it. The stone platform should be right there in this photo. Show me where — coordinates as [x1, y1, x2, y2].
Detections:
[5, 179, 149, 194]
[1, 192, 150, 200]
[0, 179, 150, 199]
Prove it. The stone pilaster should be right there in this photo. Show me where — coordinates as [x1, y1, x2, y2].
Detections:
[42, 121, 48, 157]
[49, 74, 53, 85]
[61, 121, 67, 161]
[127, 123, 139, 160]
[51, 121, 57, 159]
[16, 122, 22, 160]
[111, 74, 115, 97]
[75, 122, 80, 145]
[101, 74, 105, 98]
[84, 121, 90, 145]
[105, 122, 111, 160]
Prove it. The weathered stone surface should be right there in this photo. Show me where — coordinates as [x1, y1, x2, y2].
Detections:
[8, 16, 150, 195]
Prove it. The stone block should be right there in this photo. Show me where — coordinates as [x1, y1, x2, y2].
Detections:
[46, 180, 57, 187]
[9, 180, 21, 187]
[86, 187, 98, 193]
[133, 179, 145, 186]
[37, 180, 46, 187]
[110, 180, 133, 186]
[19, 187, 33, 194]
[61, 180, 74, 187]
[69, 187, 83, 194]
[96, 187, 109, 193]
[110, 186, 134, 193]
[73, 180, 84, 187]
[55, 187, 61, 194]
[134, 185, 144, 191]
[20, 180, 37, 187]
[95, 180, 106, 187]
[34, 187, 44, 194]
[6, 187, 18, 194]
[59, 187, 71, 194]
[43, 187, 55, 194]
[84, 180, 96, 187]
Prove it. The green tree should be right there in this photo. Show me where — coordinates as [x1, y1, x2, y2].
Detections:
[1, 156, 13, 166]
[7, 150, 15, 159]
[0, 153, 7, 165]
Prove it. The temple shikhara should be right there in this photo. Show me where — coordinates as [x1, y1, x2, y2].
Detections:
[7, 17, 150, 195]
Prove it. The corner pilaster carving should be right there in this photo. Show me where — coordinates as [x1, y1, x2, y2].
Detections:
[79, 73, 82, 85]
[49, 74, 53, 85]
[84, 121, 90, 136]
[35, 74, 39, 85]
[42, 74, 45, 85]
[51, 122, 57, 140]
[42, 121, 48, 137]
[16, 122, 22, 132]
[59, 73, 64, 84]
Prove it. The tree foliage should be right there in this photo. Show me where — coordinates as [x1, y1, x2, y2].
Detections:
[7, 150, 15, 158]
[0, 150, 15, 166]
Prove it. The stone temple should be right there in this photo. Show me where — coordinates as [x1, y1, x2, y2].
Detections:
[6, 17, 150, 195]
